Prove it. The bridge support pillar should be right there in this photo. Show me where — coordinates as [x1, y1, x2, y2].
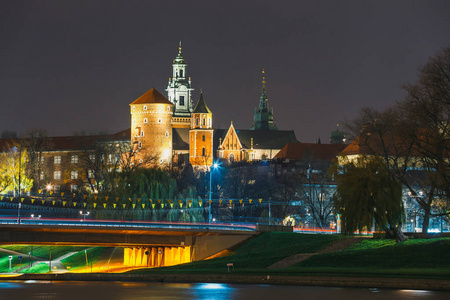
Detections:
[123, 246, 192, 268]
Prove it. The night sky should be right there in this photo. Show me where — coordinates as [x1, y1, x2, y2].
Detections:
[1, 1, 450, 143]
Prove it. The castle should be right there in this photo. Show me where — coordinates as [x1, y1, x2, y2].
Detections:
[0, 43, 347, 194]
[130, 43, 298, 169]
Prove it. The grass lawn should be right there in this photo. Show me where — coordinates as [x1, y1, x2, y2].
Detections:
[130, 232, 341, 274]
[293, 238, 450, 269]
[1, 245, 87, 260]
[61, 247, 108, 271]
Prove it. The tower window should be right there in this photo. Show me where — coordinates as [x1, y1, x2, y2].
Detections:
[143, 105, 147, 110]
[158, 118, 162, 123]
[202, 134, 205, 141]
[167, 106, 170, 111]
[144, 118, 148, 123]
[202, 147, 206, 156]
[138, 142, 142, 149]
[196, 118, 199, 126]
[180, 70, 183, 77]
[203, 118, 206, 126]
[132, 106, 136, 111]
[179, 96, 185, 106]
[141, 131, 144, 137]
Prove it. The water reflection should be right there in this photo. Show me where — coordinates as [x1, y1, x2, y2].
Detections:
[0, 281, 449, 300]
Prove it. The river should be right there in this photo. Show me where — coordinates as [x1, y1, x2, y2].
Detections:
[0, 281, 449, 300]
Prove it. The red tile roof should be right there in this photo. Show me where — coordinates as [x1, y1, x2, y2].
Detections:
[130, 88, 172, 105]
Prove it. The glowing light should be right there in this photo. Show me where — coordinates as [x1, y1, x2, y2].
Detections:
[283, 215, 296, 226]
[46, 184, 52, 191]
[197, 283, 229, 290]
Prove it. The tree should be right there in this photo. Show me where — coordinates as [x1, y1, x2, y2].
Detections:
[20, 128, 49, 192]
[401, 47, 450, 230]
[0, 141, 33, 196]
[332, 155, 406, 242]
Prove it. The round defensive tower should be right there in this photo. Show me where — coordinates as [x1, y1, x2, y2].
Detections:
[130, 88, 173, 166]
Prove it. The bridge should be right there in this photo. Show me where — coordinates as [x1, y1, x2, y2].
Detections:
[0, 220, 258, 268]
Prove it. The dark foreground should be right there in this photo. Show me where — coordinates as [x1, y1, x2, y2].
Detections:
[1, 280, 450, 300]
[2, 273, 450, 291]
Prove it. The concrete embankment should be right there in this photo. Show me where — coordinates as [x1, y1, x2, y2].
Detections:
[5, 273, 450, 291]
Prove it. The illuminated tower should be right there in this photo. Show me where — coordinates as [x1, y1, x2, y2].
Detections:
[189, 92, 214, 167]
[166, 42, 194, 128]
[130, 88, 173, 166]
[251, 69, 277, 130]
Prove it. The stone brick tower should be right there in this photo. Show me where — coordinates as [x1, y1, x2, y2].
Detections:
[130, 88, 173, 166]
[189, 92, 213, 167]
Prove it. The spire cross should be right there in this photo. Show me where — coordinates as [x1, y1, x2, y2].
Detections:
[262, 68, 266, 86]
[179, 41, 182, 54]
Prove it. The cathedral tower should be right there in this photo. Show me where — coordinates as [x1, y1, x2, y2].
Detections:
[130, 88, 173, 166]
[189, 92, 214, 167]
[166, 42, 194, 128]
[251, 69, 277, 131]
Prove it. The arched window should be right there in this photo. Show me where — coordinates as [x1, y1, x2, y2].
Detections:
[180, 69, 183, 77]
[229, 153, 235, 163]
[144, 118, 148, 123]
[202, 147, 206, 156]
[203, 118, 206, 126]
[202, 134, 205, 141]
[196, 118, 199, 126]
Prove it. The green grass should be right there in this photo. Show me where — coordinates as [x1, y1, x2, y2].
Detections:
[130, 232, 341, 274]
[294, 238, 450, 269]
[21, 262, 50, 274]
[61, 247, 108, 271]
[1, 245, 87, 260]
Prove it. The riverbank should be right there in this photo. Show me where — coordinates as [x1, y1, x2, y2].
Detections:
[3, 272, 450, 291]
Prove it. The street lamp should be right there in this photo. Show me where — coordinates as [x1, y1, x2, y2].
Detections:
[79, 210, 90, 221]
[209, 162, 219, 223]
[408, 191, 423, 232]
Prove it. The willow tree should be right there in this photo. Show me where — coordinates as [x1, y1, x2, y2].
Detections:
[331, 155, 406, 242]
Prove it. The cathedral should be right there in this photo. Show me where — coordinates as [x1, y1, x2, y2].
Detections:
[130, 43, 299, 168]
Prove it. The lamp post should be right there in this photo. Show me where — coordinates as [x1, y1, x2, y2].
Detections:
[408, 191, 423, 233]
[209, 162, 219, 223]
[79, 210, 90, 221]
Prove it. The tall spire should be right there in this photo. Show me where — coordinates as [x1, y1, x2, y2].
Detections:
[251, 69, 277, 130]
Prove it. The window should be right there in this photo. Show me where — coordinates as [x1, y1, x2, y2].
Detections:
[143, 105, 147, 110]
[133, 119, 136, 124]
[138, 142, 142, 149]
[196, 118, 199, 126]
[203, 118, 206, 126]
[40, 156, 45, 163]
[54, 156, 61, 165]
[167, 106, 170, 111]
[202, 147, 206, 156]
[54, 185, 60, 192]
[158, 118, 162, 123]
[144, 118, 148, 123]
[40, 171, 44, 181]
[180, 69, 183, 77]
[165, 131, 169, 137]
[179, 96, 185, 106]
[89, 154, 95, 162]
[54, 171, 61, 180]
[139, 159, 143, 164]
[202, 134, 206, 142]
[71, 155, 78, 164]
[88, 170, 94, 179]
[71, 185, 78, 192]
[132, 106, 136, 111]
[140, 131, 144, 137]
[71, 170, 78, 180]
